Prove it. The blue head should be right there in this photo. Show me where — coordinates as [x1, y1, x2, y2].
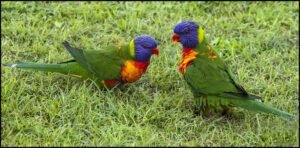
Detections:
[132, 35, 159, 62]
[172, 21, 200, 48]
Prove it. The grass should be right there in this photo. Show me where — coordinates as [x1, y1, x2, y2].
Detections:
[1, 1, 299, 146]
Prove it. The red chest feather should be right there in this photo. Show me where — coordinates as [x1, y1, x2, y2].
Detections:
[121, 60, 150, 83]
[179, 48, 198, 75]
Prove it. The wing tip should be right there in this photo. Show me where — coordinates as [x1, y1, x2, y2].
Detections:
[248, 94, 264, 102]
[283, 113, 296, 121]
[63, 41, 71, 48]
[3, 64, 17, 67]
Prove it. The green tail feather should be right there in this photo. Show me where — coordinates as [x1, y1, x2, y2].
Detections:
[232, 98, 295, 120]
[3, 63, 68, 74]
[3, 62, 107, 88]
[204, 95, 296, 120]
[2, 62, 90, 78]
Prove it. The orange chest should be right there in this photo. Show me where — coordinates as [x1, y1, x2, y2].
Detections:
[179, 48, 198, 75]
[121, 60, 149, 83]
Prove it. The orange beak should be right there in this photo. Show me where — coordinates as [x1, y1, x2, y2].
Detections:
[152, 48, 159, 56]
[172, 34, 180, 42]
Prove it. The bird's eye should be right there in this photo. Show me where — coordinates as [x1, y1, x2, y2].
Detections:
[142, 44, 148, 48]
[184, 30, 190, 34]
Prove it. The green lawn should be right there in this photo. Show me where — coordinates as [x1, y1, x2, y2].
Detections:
[1, 1, 299, 146]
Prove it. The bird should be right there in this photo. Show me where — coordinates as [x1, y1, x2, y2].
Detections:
[3, 35, 159, 88]
[172, 21, 295, 119]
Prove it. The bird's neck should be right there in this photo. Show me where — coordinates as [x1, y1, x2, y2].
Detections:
[194, 27, 209, 52]
[182, 38, 208, 52]
[117, 43, 136, 60]
[179, 40, 216, 75]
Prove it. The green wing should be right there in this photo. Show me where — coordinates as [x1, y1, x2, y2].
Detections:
[63, 41, 133, 81]
[185, 55, 239, 95]
[184, 45, 251, 98]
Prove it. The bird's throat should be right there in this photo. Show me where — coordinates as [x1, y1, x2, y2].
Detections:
[179, 48, 198, 75]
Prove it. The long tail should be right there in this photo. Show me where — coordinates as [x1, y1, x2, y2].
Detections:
[207, 95, 296, 120]
[3, 62, 89, 78]
[3, 63, 68, 73]
[233, 98, 295, 120]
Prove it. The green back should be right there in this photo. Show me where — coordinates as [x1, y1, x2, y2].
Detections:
[184, 39, 247, 96]
[64, 42, 134, 81]
[84, 45, 133, 80]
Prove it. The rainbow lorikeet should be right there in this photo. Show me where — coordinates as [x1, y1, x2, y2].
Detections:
[172, 21, 295, 119]
[3, 35, 159, 88]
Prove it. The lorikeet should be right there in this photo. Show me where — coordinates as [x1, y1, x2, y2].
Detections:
[3, 35, 159, 88]
[172, 21, 295, 119]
